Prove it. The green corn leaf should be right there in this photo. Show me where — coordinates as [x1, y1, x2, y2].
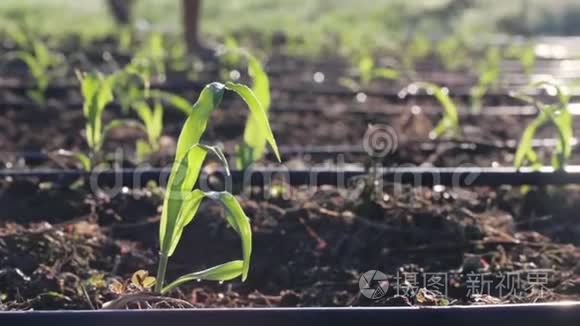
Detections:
[236, 55, 272, 169]
[132, 101, 163, 147]
[160, 145, 209, 256]
[358, 55, 374, 84]
[151, 100, 164, 144]
[513, 81, 573, 169]
[411, 82, 459, 138]
[32, 40, 52, 67]
[149, 90, 192, 115]
[222, 36, 242, 66]
[6, 24, 30, 49]
[514, 114, 545, 169]
[248, 55, 271, 111]
[205, 191, 252, 280]
[175, 83, 226, 159]
[163, 189, 250, 278]
[225, 81, 281, 162]
[136, 139, 154, 162]
[164, 189, 251, 281]
[54, 149, 92, 171]
[338, 77, 361, 91]
[550, 107, 573, 170]
[161, 260, 243, 294]
[77, 72, 114, 152]
[160, 144, 230, 257]
[16, 51, 46, 91]
[133, 102, 153, 132]
[166, 189, 206, 256]
[373, 67, 399, 80]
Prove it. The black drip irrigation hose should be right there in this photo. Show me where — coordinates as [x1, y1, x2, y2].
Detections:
[3, 138, 579, 165]
[2, 79, 580, 102]
[0, 303, 580, 326]
[3, 96, 580, 118]
[3, 166, 580, 188]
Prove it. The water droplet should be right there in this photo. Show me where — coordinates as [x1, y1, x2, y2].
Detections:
[196, 279, 202, 282]
[229, 70, 241, 80]
[102, 51, 112, 61]
[433, 185, 445, 193]
[356, 92, 367, 103]
[313, 72, 325, 83]
[218, 280, 224, 285]
[411, 105, 422, 115]
[121, 187, 130, 194]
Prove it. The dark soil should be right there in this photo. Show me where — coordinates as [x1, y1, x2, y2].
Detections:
[1, 177, 579, 310]
[2, 38, 580, 311]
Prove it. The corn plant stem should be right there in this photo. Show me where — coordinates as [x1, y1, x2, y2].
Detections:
[155, 252, 169, 293]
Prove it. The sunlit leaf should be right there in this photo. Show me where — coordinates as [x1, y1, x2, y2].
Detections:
[237, 55, 273, 168]
[131, 270, 156, 290]
[54, 149, 92, 171]
[175, 83, 225, 159]
[225, 81, 280, 162]
[206, 192, 252, 280]
[410, 82, 459, 138]
[162, 261, 243, 294]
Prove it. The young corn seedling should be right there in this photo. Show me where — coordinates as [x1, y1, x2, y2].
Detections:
[339, 54, 399, 90]
[470, 47, 502, 113]
[110, 37, 168, 116]
[14, 39, 62, 104]
[505, 42, 536, 78]
[4, 23, 30, 49]
[511, 81, 573, 170]
[216, 36, 246, 81]
[401, 34, 431, 77]
[435, 35, 469, 71]
[113, 61, 153, 114]
[215, 42, 275, 169]
[155, 82, 280, 294]
[132, 99, 164, 162]
[60, 71, 143, 171]
[235, 54, 275, 169]
[110, 32, 167, 114]
[402, 82, 460, 139]
[133, 32, 167, 82]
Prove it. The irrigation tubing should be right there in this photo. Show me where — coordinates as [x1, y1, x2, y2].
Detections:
[3, 138, 579, 165]
[4, 96, 580, 118]
[3, 166, 580, 188]
[3, 79, 580, 101]
[0, 303, 580, 326]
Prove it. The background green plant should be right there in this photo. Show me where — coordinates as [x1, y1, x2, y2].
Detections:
[470, 47, 502, 113]
[405, 82, 460, 139]
[7, 28, 63, 104]
[72, 71, 144, 170]
[512, 81, 573, 170]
